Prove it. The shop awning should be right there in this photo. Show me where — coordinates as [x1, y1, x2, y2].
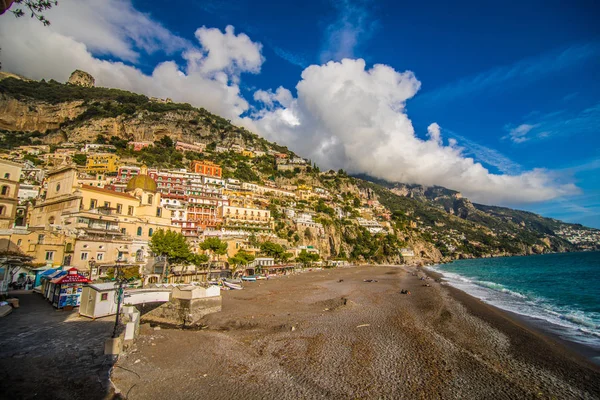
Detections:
[50, 268, 91, 284]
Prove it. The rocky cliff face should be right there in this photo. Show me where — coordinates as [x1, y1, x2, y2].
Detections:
[68, 70, 95, 87]
[0, 95, 85, 132]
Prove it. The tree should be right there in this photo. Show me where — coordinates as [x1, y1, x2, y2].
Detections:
[187, 253, 209, 281]
[72, 153, 87, 166]
[304, 228, 313, 240]
[228, 250, 255, 277]
[7, 0, 58, 26]
[296, 250, 319, 268]
[149, 229, 191, 281]
[156, 135, 174, 148]
[106, 266, 140, 282]
[259, 241, 285, 262]
[95, 134, 107, 144]
[200, 237, 228, 279]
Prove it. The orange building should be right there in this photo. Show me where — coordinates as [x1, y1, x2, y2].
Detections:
[190, 161, 222, 178]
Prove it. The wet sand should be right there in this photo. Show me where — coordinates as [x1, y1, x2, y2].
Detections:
[112, 265, 600, 399]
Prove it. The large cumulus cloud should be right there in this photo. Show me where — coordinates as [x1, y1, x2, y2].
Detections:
[0, 0, 263, 120]
[250, 59, 578, 205]
[0, 1, 580, 205]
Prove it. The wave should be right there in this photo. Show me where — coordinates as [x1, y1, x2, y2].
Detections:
[427, 266, 600, 347]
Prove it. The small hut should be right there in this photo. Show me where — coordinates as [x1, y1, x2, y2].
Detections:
[79, 282, 118, 319]
[48, 268, 91, 309]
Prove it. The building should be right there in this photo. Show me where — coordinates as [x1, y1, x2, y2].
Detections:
[220, 203, 272, 231]
[129, 141, 153, 151]
[357, 217, 385, 234]
[175, 141, 205, 153]
[0, 160, 22, 229]
[85, 153, 119, 174]
[191, 161, 222, 178]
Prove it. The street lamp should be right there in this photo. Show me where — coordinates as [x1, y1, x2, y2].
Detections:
[88, 258, 96, 280]
[112, 255, 127, 339]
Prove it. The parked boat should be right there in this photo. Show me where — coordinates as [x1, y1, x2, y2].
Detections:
[241, 276, 257, 282]
[223, 281, 243, 290]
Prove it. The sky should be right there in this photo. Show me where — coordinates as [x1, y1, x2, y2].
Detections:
[1, 0, 599, 227]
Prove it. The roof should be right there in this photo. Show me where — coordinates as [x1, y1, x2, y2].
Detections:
[88, 282, 118, 291]
[126, 174, 157, 193]
[50, 268, 90, 284]
[81, 185, 138, 199]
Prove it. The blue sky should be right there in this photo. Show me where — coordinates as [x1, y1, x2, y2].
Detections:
[2, 0, 599, 227]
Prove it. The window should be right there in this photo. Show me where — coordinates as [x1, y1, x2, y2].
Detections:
[128, 206, 134, 216]
[96, 253, 104, 261]
[37, 234, 45, 244]
[137, 227, 142, 236]
[17, 239, 22, 246]
[116, 204, 123, 214]
[149, 228, 154, 236]
[1, 185, 9, 196]
[156, 207, 162, 217]
[81, 252, 89, 261]
[90, 199, 97, 209]
[56, 183, 61, 192]
[45, 251, 54, 261]
[147, 194, 153, 204]
[0, 205, 4, 216]
[104, 201, 110, 208]
[3, 173, 9, 179]
[65, 243, 72, 252]
[121, 228, 126, 234]
[100, 293, 108, 301]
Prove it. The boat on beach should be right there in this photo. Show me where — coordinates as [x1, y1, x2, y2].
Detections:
[223, 281, 243, 290]
[241, 276, 257, 282]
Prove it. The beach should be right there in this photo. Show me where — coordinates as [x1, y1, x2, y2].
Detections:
[112, 265, 600, 399]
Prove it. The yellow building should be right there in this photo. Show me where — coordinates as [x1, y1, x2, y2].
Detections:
[241, 150, 255, 158]
[30, 165, 179, 276]
[85, 153, 119, 174]
[5, 230, 70, 268]
[0, 160, 22, 229]
[219, 203, 272, 231]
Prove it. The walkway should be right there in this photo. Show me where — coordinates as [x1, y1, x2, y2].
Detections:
[0, 291, 116, 400]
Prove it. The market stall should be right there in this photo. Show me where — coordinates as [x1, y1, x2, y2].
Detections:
[49, 268, 91, 309]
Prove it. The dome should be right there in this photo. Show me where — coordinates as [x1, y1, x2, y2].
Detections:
[126, 174, 157, 193]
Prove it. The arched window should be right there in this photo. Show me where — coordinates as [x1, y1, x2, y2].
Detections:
[147, 194, 154, 204]
[136, 249, 144, 262]
[149, 228, 154, 236]
[3, 173, 9, 179]
[0, 205, 5, 215]
[1, 185, 9, 196]
[137, 227, 142, 236]
[48, 216, 55, 225]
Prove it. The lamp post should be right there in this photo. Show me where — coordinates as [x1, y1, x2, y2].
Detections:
[112, 256, 126, 339]
[88, 258, 96, 280]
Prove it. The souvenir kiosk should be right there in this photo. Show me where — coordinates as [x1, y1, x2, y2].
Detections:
[49, 268, 91, 309]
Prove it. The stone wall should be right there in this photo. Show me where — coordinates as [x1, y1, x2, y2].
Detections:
[141, 296, 222, 327]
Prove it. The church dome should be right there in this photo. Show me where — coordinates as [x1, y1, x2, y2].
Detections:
[126, 174, 157, 193]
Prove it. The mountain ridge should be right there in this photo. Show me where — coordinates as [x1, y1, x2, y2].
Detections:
[1, 74, 598, 263]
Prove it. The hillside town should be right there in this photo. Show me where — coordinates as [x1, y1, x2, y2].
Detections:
[0, 138, 406, 296]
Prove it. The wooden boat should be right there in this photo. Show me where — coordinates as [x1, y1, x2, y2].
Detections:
[223, 281, 243, 290]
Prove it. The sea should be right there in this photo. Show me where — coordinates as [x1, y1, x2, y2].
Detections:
[429, 251, 600, 363]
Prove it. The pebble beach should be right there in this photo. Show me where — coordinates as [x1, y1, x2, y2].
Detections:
[112, 265, 600, 399]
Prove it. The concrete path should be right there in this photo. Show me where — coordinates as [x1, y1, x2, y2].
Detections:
[0, 291, 116, 400]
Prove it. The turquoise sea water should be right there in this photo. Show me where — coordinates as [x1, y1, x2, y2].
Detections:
[430, 251, 600, 353]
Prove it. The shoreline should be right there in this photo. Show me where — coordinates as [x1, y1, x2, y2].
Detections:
[113, 265, 600, 399]
[423, 265, 600, 367]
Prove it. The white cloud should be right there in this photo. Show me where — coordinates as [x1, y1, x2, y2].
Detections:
[251, 59, 579, 205]
[505, 123, 538, 143]
[0, 0, 264, 120]
[427, 123, 442, 145]
[42, 0, 190, 63]
[0, 1, 580, 205]
[320, 0, 377, 63]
